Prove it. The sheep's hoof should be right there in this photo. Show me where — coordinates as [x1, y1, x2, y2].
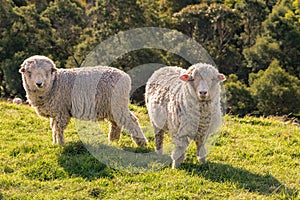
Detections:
[53, 141, 65, 146]
[53, 138, 65, 146]
[108, 134, 120, 143]
[133, 137, 148, 147]
[198, 156, 206, 163]
[172, 161, 181, 169]
[156, 149, 163, 155]
[109, 138, 120, 143]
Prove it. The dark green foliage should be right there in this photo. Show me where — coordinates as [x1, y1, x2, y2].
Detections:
[250, 60, 300, 116]
[235, 0, 268, 47]
[0, 3, 53, 97]
[41, 0, 87, 67]
[244, 1, 300, 77]
[224, 74, 256, 116]
[174, 3, 243, 74]
[0, 0, 299, 116]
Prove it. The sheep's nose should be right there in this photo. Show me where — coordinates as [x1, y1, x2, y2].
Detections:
[36, 82, 43, 88]
[199, 91, 208, 96]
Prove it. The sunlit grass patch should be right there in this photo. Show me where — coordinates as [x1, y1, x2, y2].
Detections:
[0, 101, 299, 199]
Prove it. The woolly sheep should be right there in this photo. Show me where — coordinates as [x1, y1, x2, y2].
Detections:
[19, 55, 148, 146]
[145, 63, 226, 168]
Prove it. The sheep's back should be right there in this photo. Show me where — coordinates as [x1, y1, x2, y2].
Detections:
[56, 66, 129, 121]
[146, 67, 185, 102]
[146, 67, 187, 130]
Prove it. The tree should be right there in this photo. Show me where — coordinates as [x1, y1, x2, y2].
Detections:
[224, 74, 256, 116]
[41, 0, 87, 67]
[160, 0, 202, 14]
[249, 60, 300, 116]
[174, 3, 243, 74]
[235, 0, 268, 47]
[244, 1, 300, 77]
[67, 0, 147, 68]
[0, 3, 52, 97]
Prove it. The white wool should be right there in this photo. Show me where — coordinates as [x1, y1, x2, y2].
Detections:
[20, 55, 147, 146]
[145, 63, 225, 168]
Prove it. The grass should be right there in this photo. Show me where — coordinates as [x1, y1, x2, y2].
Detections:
[0, 101, 299, 199]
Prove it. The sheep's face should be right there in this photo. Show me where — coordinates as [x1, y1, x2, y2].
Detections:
[19, 56, 57, 93]
[180, 65, 226, 101]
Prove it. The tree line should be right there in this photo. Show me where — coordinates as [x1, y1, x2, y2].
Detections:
[0, 0, 299, 116]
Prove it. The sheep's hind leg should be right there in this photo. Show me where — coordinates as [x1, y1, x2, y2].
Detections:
[122, 111, 148, 147]
[108, 120, 121, 142]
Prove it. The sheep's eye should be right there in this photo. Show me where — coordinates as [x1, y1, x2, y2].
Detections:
[27, 71, 32, 78]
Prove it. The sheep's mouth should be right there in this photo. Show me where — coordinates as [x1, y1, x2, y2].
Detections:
[197, 96, 210, 102]
[30, 84, 46, 92]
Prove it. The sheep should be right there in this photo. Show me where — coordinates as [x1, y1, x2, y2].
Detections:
[19, 55, 148, 146]
[145, 63, 226, 168]
[12, 97, 23, 104]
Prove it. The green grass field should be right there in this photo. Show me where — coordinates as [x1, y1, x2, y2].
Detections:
[0, 101, 299, 199]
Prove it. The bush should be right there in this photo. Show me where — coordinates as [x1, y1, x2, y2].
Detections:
[249, 60, 300, 116]
[224, 74, 256, 116]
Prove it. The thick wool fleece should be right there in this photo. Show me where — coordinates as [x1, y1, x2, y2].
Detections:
[20, 55, 147, 146]
[145, 63, 225, 168]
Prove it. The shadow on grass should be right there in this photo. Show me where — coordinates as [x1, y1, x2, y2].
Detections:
[57, 141, 115, 180]
[181, 162, 298, 196]
[58, 140, 172, 178]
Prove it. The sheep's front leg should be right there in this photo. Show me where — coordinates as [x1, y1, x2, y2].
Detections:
[153, 125, 165, 155]
[171, 136, 189, 169]
[50, 115, 70, 145]
[194, 134, 207, 163]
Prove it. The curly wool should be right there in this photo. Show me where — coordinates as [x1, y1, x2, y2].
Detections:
[20, 55, 147, 146]
[145, 63, 225, 168]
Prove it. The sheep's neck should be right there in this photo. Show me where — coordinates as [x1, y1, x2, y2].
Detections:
[197, 101, 212, 136]
[27, 90, 50, 106]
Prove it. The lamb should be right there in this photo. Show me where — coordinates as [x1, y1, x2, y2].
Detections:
[145, 63, 226, 168]
[19, 55, 148, 146]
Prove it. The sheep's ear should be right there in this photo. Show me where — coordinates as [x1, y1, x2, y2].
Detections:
[179, 74, 190, 81]
[19, 63, 26, 73]
[19, 66, 25, 73]
[181, 66, 196, 81]
[51, 67, 57, 73]
[218, 74, 226, 82]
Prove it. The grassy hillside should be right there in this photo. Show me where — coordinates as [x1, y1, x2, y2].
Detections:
[0, 101, 299, 199]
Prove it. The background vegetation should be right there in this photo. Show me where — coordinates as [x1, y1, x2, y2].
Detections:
[0, 101, 299, 199]
[0, 0, 299, 116]
[1, 1, 299, 199]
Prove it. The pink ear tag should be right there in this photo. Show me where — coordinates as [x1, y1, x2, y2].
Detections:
[179, 74, 190, 81]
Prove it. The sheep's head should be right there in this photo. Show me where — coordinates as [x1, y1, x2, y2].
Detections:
[19, 55, 57, 93]
[179, 64, 226, 101]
